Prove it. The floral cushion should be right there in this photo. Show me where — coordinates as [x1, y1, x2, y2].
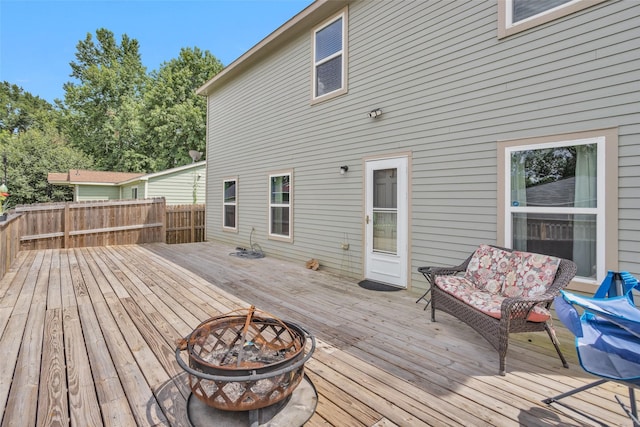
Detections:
[502, 251, 560, 298]
[435, 275, 550, 322]
[464, 244, 512, 295]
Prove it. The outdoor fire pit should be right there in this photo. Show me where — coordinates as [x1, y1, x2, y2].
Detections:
[175, 306, 317, 426]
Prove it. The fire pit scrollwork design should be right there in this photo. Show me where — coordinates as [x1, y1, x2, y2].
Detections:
[175, 306, 316, 413]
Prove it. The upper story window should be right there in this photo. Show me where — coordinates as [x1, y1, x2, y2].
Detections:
[497, 129, 618, 290]
[512, 0, 574, 23]
[269, 172, 292, 241]
[312, 8, 348, 102]
[498, 0, 606, 38]
[223, 178, 237, 231]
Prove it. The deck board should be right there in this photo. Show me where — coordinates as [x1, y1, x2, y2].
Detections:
[0, 242, 634, 426]
[37, 308, 68, 427]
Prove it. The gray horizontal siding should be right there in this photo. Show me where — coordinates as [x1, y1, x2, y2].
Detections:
[619, 118, 640, 274]
[205, 0, 640, 289]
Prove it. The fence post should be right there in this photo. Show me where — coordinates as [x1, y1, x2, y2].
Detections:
[160, 198, 167, 243]
[63, 203, 70, 248]
[190, 204, 195, 243]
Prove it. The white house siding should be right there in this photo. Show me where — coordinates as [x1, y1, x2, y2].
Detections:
[204, 0, 640, 290]
[146, 165, 206, 205]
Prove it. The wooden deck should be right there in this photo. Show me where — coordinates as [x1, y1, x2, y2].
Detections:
[0, 242, 633, 426]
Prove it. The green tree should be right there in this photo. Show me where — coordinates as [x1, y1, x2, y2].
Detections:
[0, 129, 94, 207]
[61, 28, 149, 171]
[0, 81, 62, 134]
[140, 47, 222, 171]
[519, 147, 577, 187]
[0, 83, 93, 207]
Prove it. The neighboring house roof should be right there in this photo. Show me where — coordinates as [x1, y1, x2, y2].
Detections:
[197, 0, 349, 97]
[118, 161, 206, 185]
[47, 170, 145, 186]
[525, 176, 577, 207]
[47, 172, 68, 183]
[48, 161, 206, 186]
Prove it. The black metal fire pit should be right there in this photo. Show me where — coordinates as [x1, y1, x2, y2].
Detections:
[175, 306, 317, 425]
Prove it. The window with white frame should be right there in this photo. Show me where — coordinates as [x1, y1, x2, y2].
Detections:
[223, 178, 237, 230]
[512, 0, 574, 23]
[500, 132, 618, 285]
[312, 9, 347, 101]
[498, 0, 606, 38]
[131, 187, 138, 199]
[269, 172, 291, 240]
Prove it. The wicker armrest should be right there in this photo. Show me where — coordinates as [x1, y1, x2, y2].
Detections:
[422, 266, 466, 275]
[501, 294, 555, 320]
[419, 255, 471, 276]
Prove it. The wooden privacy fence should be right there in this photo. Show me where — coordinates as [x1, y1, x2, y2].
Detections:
[0, 215, 21, 279]
[15, 198, 167, 250]
[0, 199, 205, 279]
[165, 204, 206, 244]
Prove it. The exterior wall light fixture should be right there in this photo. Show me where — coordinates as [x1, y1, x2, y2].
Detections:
[368, 108, 382, 118]
[340, 165, 349, 175]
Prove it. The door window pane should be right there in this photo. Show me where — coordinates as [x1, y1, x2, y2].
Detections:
[373, 169, 397, 209]
[373, 168, 397, 254]
[373, 211, 397, 254]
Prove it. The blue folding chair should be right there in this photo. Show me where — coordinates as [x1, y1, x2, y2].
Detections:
[543, 271, 640, 425]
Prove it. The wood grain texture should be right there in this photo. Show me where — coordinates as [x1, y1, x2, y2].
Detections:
[0, 242, 631, 426]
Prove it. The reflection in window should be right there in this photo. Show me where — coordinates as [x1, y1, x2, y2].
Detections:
[512, 0, 573, 23]
[499, 0, 604, 38]
[223, 179, 237, 229]
[373, 168, 398, 254]
[269, 174, 291, 238]
[313, 12, 345, 98]
[509, 143, 598, 278]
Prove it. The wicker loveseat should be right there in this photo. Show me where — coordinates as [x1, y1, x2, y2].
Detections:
[419, 244, 577, 375]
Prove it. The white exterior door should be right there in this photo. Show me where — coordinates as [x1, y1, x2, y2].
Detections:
[365, 157, 408, 288]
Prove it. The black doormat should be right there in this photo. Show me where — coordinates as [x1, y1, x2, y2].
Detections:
[358, 279, 402, 292]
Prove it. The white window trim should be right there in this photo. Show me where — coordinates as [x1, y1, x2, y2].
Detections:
[498, 0, 607, 39]
[268, 171, 293, 242]
[505, 0, 579, 27]
[311, 7, 348, 103]
[497, 128, 618, 292]
[504, 137, 604, 284]
[222, 177, 238, 232]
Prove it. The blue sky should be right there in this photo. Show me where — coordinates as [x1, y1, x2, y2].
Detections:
[0, 0, 314, 103]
